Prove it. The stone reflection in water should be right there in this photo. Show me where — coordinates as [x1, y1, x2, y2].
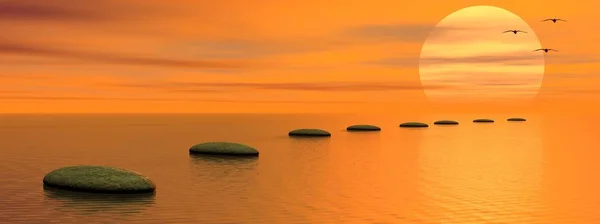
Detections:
[187, 154, 260, 222]
[189, 154, 259, 180]
[43, 186, 155, 217]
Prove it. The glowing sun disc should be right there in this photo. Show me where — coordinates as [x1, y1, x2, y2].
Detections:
[418, 5, 545, 103]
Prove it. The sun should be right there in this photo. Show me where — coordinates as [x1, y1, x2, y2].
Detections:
[418, 5, 545, 103]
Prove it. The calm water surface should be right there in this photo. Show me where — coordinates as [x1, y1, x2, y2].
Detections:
[0, 113, 599, 223]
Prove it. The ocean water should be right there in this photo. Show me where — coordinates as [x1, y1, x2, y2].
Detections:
[0, 113, 599, 224]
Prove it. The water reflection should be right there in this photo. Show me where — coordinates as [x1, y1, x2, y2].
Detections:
[186, 153, 261, 222]
[188, 154, 259, 190]
[8, 114, 590, 223]
[540, 115, 600, 221]
[417, 117, 544, 222]
[43, 186, 155, 216]
[292, 123, 426, 223]
[288, 132, 331, 149]
[189, 153, 260, 164]
[343, 130, 381, 153]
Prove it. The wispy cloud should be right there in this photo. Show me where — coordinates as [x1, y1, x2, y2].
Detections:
[367, 53, 599, 68]
[364, 56, 419, 67]
[0, 0, 165, 22]
[0, 19, 495, 63]
[178, 23, 478, 60]
[421, 54, 543, 66]
[0, 41, 253, 69]
[0, 95, 368, 104]
[344, 23, 439, 42]
[0, 90, 28, 94]
[366, 54, 541, 67]
[0, 1, 107, 21]
[343, 23, 506, 44]
[166, 23, 460, 59]
[544, 72, 600, 79]
[543, 54, 600, 65]
[541, 88, 600, 97]
[114, 81, 446, 92]
[453, 76, 542, 87]
[416, 72, 542, 84]
[163, 39, 350, 59]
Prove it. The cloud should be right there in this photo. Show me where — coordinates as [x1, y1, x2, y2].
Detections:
[465, 78, 542, 87]
[168, 23, 464, 59]
[419, 73, 542, 85]
[421, 54, 542, 65]
[343, 23, 501, 44]
[115, 81, 447, 92]
[0, 96, 367, 104]
[416, 73, 544, 92]
[541, 88, 600, 97]
[0, 0, 166, 22]
[0, 41, 252, 69]
[544, 72, 600, 79]
[163, 38, 350, 59]
[366, 53, 542, 67]
[0, 90, 28, 94]
[367, 53, 600, 68]
[0, 1, 105, 21]
[543, 54, 600, 65]
[364, 56, 420, 67]
[343, 23, 438, 42]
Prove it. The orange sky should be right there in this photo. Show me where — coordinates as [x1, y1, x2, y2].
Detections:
[1, 0, 599, 114]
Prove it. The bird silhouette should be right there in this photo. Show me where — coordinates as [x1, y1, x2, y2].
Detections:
[534, 48, 558, 53]
[503, 30, 527, 34]
[541, 18, 566, 23]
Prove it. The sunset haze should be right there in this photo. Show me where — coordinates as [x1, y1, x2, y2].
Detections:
[1, 0, 599, 114]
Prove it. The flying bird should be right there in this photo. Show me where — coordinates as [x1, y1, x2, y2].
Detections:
[534, 48, 558, 53]
[503, 30, 527, 34]
[541, 18, 566, 23]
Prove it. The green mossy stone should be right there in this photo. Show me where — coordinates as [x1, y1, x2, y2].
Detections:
[43, 165, 156, 194]
[189, 142, 259, 156]
[473, 119, 494, 123]
[399, 122, 429, 128]
[288, 129, 331, 137]
[507, 117, 526, 121]
[433, 120, 459, 125]
[346, 125, 381, 131]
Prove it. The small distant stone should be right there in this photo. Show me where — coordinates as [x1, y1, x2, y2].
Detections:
[473, 119, 494, 123]
[289, 129, 331, 137]
[43, 165, 156, 194]
[434, 120, 459, 125]
[399, 122, 429, 128]
[189, 142, 259, 156]
[347, 124, 381, 131]
[507, 118, 526, 121]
